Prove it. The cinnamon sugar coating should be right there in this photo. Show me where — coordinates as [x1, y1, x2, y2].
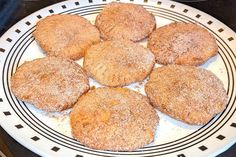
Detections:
[145, 65, 228, 125]
[95, 2, 156, 41]
[33, 14, 100, 60]
[148, 22, 218, 65]
[83, 39, 155, 87]
[11, 57, 89, 112]
[70, 87, 158, 151]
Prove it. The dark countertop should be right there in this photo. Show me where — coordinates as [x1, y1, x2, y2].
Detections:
[0, 0, 236, 156]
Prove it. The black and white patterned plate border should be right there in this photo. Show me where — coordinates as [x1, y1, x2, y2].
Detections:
[0, 0, 235, 157]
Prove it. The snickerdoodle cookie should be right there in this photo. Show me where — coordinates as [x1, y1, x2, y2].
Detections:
[83, 39, 155, 87]
[33, 14, 100, 60]
[95, 2, 156, 41]
[147, 22, 218, 65]
[145, 65, 227, 125]
[70, 87, 158, 151]
[11, 57, 89, 112]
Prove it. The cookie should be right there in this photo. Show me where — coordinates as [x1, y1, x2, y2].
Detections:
[83, 39, 155, 87]
[147, 22, 218, 65]
[145, 65, 228, 125]
[70, 87, 158, 151]
[11, 57, 89, 112]
[95, 2, 156, 41]
[33, 14, 100, 60]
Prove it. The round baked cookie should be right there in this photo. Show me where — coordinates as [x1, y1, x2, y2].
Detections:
[33, 14, 100, 60]
[11, 57, 89, 112]
[95, 2, 156, 41]
[145, 65, 228, 125]
[83, 39, 155, 87]
[70, 87, 158, 151]
[147, 22, 218, 65]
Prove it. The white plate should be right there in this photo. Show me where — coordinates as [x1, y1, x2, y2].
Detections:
[0, 0, 235, 156]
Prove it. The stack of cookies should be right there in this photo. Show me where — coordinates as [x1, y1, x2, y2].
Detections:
[10, 2, 227, 151]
